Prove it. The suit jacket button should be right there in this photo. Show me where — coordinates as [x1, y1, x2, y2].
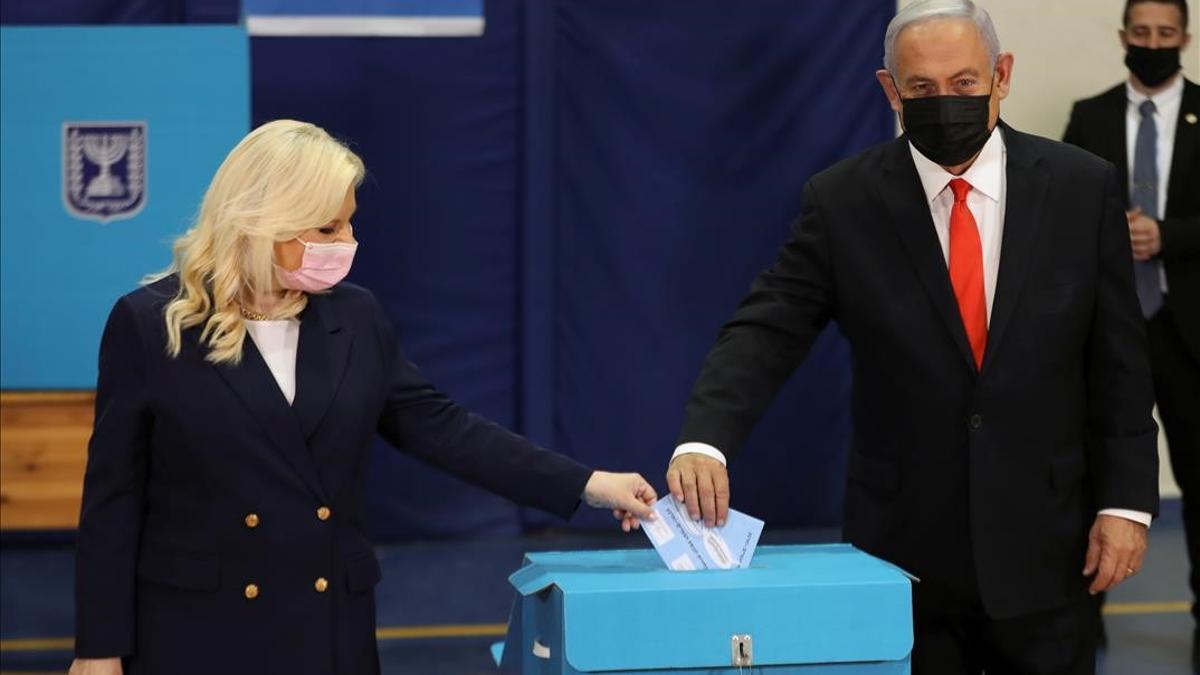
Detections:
[316, 506, 331, 521]
[244, 513, 260, 529]
[969, 414, 983, 430]
[244, 583, 259, 599]
[314, 577, 329, 593]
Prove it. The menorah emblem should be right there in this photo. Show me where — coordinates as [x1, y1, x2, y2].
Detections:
[82, 134, 130, 198]
[63, 121, 148, 223]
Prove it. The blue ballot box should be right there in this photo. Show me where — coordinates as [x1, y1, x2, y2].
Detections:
[493, 544, 914, 674]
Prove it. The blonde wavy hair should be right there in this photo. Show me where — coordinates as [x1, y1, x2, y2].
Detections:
[151, 119, 365, 365]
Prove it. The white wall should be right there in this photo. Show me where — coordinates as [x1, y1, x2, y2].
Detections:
[977, 0, 1199, 139]
[894, 0, 1199, 497]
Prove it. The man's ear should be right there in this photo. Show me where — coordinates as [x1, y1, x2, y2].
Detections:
[876, 69, 902, 113]
[1119, 28, 1130, 50]
[993, 52, 1014, 101]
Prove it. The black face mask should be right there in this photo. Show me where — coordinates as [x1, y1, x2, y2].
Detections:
[1125, 45, 1181, 88]
[900, 90, 993, 167]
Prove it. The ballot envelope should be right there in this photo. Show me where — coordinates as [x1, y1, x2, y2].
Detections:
[493, 544, 914, 674]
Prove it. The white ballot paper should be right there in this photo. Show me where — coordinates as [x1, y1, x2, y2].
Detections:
[642, 495, 764, 571]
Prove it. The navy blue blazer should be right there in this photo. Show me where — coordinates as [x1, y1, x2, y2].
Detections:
[74, 276, 593, 675]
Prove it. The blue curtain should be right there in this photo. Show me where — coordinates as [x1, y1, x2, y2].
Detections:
[2, 0, 894, 538]
[539, 0, 892, 528]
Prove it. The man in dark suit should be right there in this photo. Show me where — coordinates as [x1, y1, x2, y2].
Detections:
[1063, 0, 1199, 665]
[666, 1, 1159, 672]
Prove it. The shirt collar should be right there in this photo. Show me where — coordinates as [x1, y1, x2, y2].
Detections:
[1126, 74, 1185, 109]
[908, 125, 1005, 205]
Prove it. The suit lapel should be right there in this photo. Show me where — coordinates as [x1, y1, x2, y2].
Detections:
[291, 293, 354, 441]
[1166, 80, 1200, 215]
[879, 137, 978, 373]
[211, 328, 329, 502]
[1105, 87, 1130, 209]
[981, 124, 1050, 373]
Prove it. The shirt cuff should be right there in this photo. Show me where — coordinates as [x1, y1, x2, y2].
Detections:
[1098, 508, 1153, 528]
[672, 443, 728, 466]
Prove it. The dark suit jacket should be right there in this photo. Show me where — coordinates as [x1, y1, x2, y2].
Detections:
[1063, 78, 1200, 360]
[679, 123, 1159, 619]
[74, 277, 593, 675]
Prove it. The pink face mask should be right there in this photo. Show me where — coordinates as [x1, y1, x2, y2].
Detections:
[276, 238, 358, 292]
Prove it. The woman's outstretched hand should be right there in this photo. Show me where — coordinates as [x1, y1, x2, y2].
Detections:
[583, 471, 658, 532]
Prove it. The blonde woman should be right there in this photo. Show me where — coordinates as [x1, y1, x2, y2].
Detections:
[68, 120, 657, 675]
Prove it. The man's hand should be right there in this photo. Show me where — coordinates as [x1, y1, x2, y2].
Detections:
[583, 471, 657, 532]
[1083, 514, 1148, 594]
[69, 658, 123, 675]
[665, 453, 730, 528]
[1128, 208, 1162, 261]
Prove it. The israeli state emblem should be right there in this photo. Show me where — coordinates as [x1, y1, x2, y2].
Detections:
[63, 121, 147, 222]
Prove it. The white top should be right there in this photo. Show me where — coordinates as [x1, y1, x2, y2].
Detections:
[243, 318, 301, 405]
[1125, 74, 1183, 221]
[673, 129, 1151, 527]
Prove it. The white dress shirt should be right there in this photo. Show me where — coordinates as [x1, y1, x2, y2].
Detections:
[243, 318, 300, 405]
[674, 127, 1151, 527]
[1126, 74, 1182, 293]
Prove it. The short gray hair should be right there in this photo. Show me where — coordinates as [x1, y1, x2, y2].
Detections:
[884, 0, 1001, 77]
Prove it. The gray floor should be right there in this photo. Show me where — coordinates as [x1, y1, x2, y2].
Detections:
[1099, 497, 1194, 674]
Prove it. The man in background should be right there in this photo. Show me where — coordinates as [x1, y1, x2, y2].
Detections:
[669, 1, 1159, 672]
[1063, 0, 1199, 666]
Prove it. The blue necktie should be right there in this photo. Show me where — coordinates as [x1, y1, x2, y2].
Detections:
[1131, 99, 1164, 318]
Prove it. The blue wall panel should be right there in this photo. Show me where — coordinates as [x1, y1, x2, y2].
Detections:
[0, 26, 249, 389]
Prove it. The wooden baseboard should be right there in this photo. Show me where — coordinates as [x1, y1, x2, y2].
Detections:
[0, 391, 93, 530]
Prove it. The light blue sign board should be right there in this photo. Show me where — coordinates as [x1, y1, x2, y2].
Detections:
[494, 544, 914, 674]
[0, 27, 249, 389]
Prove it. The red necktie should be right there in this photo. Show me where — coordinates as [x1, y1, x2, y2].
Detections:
[948, 178, 987, 369]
